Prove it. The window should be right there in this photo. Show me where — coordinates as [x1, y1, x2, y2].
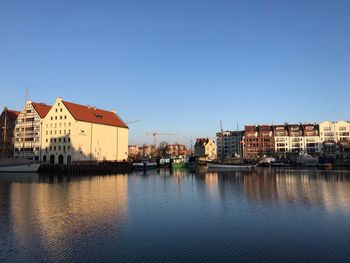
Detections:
[51, 117, 53, 120]
[59, 130, 62, 135]
[64, 130, 66, 134]
[58, 146, 61, 151]
[68, 138, 71, 142]
[46, 139, 48, 143]
[68, 146, 70, 150]
[64, 115, 67, 119]
[50, 146, 52, 151]
[63, 138, 66, 142]
[54, 123, 57, 128]
[60, 116, 62, 120]
[50, 131, 52, 135]
[59, 138, 61, 142]
[60, 108, 62, 112]
[63, 146, 66, 151]
[55, 130, 57, 135]
[55, 109, 57, 112]
[46, 131, 48, 135]
[58, 103, 60, 106]
[54, 146, 56, 151]
[54, 139, 56, 143]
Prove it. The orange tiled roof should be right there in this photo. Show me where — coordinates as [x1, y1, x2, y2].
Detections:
[62, 100, 128, 128]
[32, 102, 52, 118]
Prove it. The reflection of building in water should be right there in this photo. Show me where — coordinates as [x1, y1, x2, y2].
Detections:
[241, 169, 350, 211]
[10, 176, 128, 261]
[204, 172, 219, 198]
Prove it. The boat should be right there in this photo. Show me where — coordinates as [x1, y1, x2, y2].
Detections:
[295, 153, 319, 167]
[171, 156, 187, 168]
[132, 159, 157, 169]
[158, 157, 171, 168]
[0, 158, 41, 173]
[258, 157, 276, 167]
[207, 163, 257, 170]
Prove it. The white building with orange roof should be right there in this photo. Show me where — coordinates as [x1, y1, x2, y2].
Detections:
[41, 97, 128, 165]
[14, 101, 52, 160]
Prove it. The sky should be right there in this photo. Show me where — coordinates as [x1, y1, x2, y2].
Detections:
[0, 0, 349, 146]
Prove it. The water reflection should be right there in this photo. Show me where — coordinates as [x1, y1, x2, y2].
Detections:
[198, 168, 350, 212]
[8, 175, 128, 262]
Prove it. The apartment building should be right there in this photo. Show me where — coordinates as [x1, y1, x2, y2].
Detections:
[216, 131, 243, 159]
[320, 121, 350, 158]
[14, 101, 51, 160]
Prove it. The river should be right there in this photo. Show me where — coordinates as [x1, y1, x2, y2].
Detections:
[1, 168, 350, 262]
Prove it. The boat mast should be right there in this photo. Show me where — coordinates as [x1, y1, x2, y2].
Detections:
[2, 108, 7, 158]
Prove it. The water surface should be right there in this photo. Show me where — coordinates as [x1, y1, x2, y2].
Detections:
[1, 168, 350, 262]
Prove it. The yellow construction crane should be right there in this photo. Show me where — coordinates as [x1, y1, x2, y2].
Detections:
[145, 132, 177, 148]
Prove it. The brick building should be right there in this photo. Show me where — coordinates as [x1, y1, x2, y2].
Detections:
[0, 107, 20, 158]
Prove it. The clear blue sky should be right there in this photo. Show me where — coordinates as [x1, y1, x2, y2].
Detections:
[1, 0, 349, 146]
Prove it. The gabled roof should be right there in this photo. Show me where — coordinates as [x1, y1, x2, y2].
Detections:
[2, 108, 20, 120]
[31, 102, 52, 118]
[62, 100, 128, 128]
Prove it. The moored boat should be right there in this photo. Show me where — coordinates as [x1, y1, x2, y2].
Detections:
[207, 163, 257, 170]
[132, 159, 157, 169]
[295, 153, 319, 167]
[0, 158, 41, 173]
[258, 157, 276, 167]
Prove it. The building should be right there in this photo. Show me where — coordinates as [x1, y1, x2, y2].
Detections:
[274, 123, 321, 157]
[257, 125, 274, 157]
[41, 97, 128, 165]
[194, 138, 217, 160]
[128, 145, 140, 158]
[243, 126, 258, 159]
[243, 125, 274, 159]
[216, 131, 243, 160]
[166, 144, 189, 156]
[14, 101, 51, 160]
[273, 124, 290, 156]
[302, 123, 321, 154]
[138, 145, 156, 157]
[320, 121, 350, 158]
[0, 107, 20, 158]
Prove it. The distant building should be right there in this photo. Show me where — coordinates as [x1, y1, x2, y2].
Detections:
[128, 145, 140, 158]
[41, 97, 128, 165]
[216, 131, 243, 159]
[273, 124, 290, 156]
[243, 125, 274, 159]
[14, 101, 51, 160]
[320, 121, 350, 158]
[0, 107, 20, 158]
[139, 145, 156, 157]
[166, 144, 189, 156]
[302, 123, 321, 154]
[194, 138, 217, 160]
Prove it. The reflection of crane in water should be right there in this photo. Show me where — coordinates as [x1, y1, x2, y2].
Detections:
[146, 132, 177, 148]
